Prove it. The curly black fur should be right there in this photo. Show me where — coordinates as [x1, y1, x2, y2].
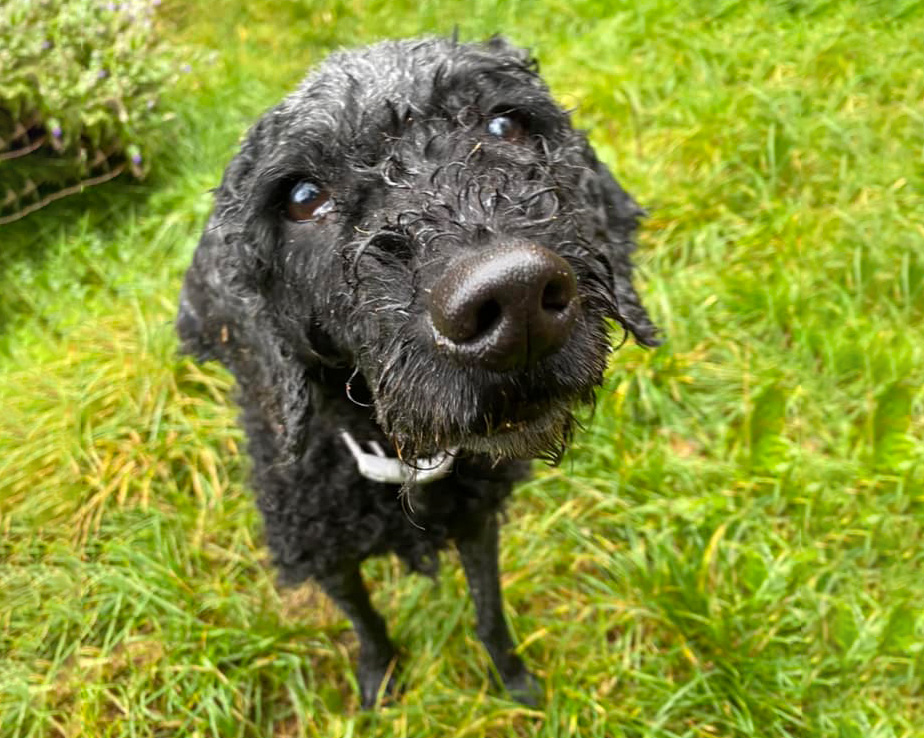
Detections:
[177, 35, 657, 707]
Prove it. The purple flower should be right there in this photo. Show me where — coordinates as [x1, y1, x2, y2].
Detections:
[51, 126, 63, 139]
[97, 69, 108, 79]
[41, 39, 52, 51]
[131, 152, 143, 165]
[181, 63, 192, 73]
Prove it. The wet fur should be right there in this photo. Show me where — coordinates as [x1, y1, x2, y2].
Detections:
[177, 35, 656, 701]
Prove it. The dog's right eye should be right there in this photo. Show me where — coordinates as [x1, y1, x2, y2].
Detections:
[286, 180, 333, 222]
[486, 114, 529, 142]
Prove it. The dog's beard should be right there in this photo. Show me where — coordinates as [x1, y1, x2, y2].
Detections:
[448, 403, 578, 463]
[366, 346, 597, 464]
[380, 398, 579, 464]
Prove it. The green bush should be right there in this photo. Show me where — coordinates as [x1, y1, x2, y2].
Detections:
[0, 0, 182, 225]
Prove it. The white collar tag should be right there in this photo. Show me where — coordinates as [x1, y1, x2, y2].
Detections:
[339, 430, 456, 485]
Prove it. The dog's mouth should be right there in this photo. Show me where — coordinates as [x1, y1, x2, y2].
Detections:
[336, 373, 574, 484]
[342, 401, 571, 485]
[390, 399, 574, 467]
[453, 403, 574, 461]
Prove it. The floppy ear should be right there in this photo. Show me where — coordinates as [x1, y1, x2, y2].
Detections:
[582, 147, 661, 347]
[176, 104, 319, 460]
[177, 217, 314, 462]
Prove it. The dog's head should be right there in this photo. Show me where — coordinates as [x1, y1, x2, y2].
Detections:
[178, 36, 658, 463]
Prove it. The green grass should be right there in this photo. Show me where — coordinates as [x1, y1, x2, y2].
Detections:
[2, 1, 923, 736]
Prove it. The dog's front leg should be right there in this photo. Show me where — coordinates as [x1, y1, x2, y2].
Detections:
[319, 565, 397, 708]
[456, 513, 543, 707]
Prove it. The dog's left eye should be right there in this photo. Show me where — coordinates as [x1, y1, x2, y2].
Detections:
[286, 180, 334, 222]
[486, 114, 528, 142]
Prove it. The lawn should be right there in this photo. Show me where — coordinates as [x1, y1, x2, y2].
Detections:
[1, 1, 923, 736]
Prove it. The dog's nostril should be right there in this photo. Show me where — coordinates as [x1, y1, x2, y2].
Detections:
[541, 276, 573, 312]
[475, 300, 502, 336]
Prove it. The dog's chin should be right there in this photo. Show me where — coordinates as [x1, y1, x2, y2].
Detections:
[456, 407, 575, 462]
[390, 404, 575, 464]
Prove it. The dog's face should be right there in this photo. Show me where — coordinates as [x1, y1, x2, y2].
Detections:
[179, 37, 657, 462]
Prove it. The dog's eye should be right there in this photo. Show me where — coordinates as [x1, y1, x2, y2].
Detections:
[486, 114, 528, 142]
[286, 180, 333, 222]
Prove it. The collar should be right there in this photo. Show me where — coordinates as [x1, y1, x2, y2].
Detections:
[339, 430, 456, 485]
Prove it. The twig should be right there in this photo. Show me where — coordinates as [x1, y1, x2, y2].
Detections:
[0, 135, 48, 161]
[0, 163, 126, 226]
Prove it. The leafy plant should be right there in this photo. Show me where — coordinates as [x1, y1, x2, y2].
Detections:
[0, 0, 183, 225]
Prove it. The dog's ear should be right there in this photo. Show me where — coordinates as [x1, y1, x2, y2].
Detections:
[178, 218, 314, 462]
[177, 107, 317, 460]
[582, 148, 661, 347]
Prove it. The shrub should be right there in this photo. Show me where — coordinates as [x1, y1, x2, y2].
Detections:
[0, 0, 183, 225]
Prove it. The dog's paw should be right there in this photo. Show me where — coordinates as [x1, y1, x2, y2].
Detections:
[503, 669, 544, 708]
[357, 655, 399, 709]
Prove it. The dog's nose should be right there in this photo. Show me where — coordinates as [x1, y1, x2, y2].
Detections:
[428, 243, 578, 371]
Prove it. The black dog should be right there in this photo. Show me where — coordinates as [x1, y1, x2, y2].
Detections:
[177, 35, 657, 708]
